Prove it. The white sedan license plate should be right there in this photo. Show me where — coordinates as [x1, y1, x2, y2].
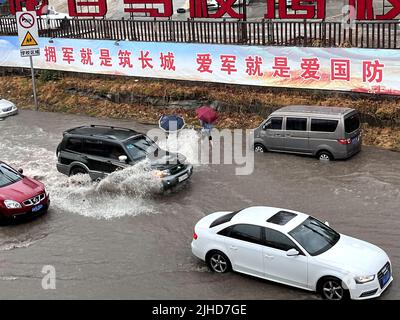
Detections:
[178, 173, 189, 182]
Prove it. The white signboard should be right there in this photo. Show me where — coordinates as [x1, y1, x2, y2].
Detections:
[16, 11, 40, 57]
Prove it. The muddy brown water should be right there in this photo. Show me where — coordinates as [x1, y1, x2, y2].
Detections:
[0, 110, 399, 299]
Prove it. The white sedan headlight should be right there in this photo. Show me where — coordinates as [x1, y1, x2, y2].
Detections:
[4, 200, 22, 209]
[354, 275, 375, 284]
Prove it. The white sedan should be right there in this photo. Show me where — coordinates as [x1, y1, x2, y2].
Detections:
[0, 97, 18, 119]
[191, 206, 393, 300]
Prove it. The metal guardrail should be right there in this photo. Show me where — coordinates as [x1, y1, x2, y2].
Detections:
[0, 17, 399, 49]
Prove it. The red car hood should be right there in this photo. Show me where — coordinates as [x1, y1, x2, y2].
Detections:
[0, 177, 44, 202]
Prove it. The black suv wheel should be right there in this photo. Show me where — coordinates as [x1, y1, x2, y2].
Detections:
[70, 166, 88, 176]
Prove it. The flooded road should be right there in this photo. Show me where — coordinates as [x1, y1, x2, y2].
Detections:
[0, 110, 399, 299]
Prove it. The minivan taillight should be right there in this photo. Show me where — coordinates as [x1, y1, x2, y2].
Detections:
[337, 138, 351, 145]
[193, 232, 198, 240]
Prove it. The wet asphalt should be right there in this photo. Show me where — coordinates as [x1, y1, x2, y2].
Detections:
[0, 109, 399, 299]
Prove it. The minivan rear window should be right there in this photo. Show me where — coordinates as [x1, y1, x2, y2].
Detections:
[311, 119, 339, 133]
[344, 113, 360, 133]
[210, 210, 241, 228]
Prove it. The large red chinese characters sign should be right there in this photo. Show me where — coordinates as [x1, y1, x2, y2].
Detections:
[123, 0, 172, 17]
[265, 0, 325, 19]
[9, 0, 48, 15]
[8, 0, 400, 20]
[190, 0, 243, 19]
[349, 0, 400, 20]
[67, 0, 107, 17]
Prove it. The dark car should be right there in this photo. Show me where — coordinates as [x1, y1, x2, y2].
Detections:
[0, 161, 50, 221]
[56, 125, 193, 189]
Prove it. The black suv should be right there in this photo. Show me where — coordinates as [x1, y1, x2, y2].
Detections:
[56, 125, 193, 188]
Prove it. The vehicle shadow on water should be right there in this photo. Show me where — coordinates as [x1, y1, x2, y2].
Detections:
[232, 272, 321, 300]
[156, 180, 194, 199]
[0, 210, 50, 227]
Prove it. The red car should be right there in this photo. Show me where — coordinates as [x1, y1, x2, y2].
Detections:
[0, 161, 50, 220]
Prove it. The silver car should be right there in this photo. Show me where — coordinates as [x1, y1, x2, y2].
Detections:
[253, 105, 362, 161]
[0, 97, 18, 119]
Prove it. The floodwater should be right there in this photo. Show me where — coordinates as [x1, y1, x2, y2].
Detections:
[0, 110, 399, 299]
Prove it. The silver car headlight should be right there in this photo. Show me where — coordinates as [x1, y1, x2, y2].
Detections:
[354, 275, 375, 284]
[4, 200, 22, 209]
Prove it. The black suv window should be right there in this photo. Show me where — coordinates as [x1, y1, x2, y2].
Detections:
[264, 117, 283, 130]
[124, 136, 158, 161]
[84, 139, 108, 157]
[65, 138, 83, 152]
[286, 118, 307, 131]
[125, 144, 147, 161]
[264, 228, 300, 252]
[84, 139, 127, 160]
[107, 144, 127, 160]
[311, 119, 339, 132]
[227, 224, 264, 245]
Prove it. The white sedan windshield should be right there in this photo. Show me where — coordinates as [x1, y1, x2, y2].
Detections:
[289, 217, 340, 256]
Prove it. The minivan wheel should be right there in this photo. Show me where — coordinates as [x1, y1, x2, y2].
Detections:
[207, 251, 231, 273]
[318, 151, 333, 161]
[70, 166, 88, 176]
[254, 144, 267, 153]
[319, 277, 349, 300]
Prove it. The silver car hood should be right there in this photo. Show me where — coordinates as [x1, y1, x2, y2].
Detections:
[0, 99, 14, 108]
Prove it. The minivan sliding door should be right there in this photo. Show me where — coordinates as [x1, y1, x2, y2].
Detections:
[284, 117, 311, 153]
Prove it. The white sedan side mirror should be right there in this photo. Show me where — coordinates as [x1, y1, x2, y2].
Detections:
[325, 221, 330, 227]
[286, 248, 299, 257]
[118, 155, 128, 163]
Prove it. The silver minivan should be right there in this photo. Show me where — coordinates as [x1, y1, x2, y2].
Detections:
[253, 105, 362, 161]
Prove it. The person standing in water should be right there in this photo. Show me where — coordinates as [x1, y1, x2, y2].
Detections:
[200, 119, 213, 146]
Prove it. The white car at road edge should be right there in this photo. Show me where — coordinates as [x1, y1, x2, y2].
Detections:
[191, 206, 393, 300]
[0, 97, 18, 119]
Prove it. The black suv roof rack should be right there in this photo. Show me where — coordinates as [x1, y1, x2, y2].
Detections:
[88, 124, 138, 132]
[64, 125, 139, 133]
[63, 125, 142, 141]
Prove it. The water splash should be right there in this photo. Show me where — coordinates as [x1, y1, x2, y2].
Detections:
[0, 125, 163, 219]
[0, 238, 39, 251]
[155, 128, 204, 167]
[49, 160, 162, 219]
